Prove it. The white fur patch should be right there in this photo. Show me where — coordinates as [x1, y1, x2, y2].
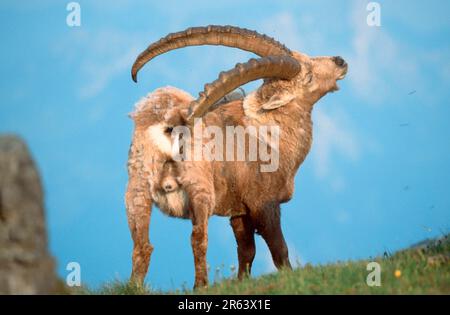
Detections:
[146, 124, 173, 156]
[242, 92, 259, 120]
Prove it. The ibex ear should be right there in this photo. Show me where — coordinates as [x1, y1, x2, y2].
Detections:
[261, 94, 296, 110]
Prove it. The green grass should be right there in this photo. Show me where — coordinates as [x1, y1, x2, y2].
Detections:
[81, 235, 450, 295]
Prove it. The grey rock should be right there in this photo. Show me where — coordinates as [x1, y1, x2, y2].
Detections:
[0, 135, 58, 294]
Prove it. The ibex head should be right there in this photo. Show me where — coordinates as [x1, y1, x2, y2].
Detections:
[289, 52, 347, 101]
[131, 25, 348, 122]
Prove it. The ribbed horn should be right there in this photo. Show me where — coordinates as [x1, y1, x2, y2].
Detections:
[186, 55, 300, 124]
[132, 25, 292, 82]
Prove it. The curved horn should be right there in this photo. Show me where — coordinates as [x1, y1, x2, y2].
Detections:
[186, 55, 300, 124]
[132, 25, 292, 82]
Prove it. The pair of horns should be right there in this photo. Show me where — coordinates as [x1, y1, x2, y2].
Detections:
[131, 25, 301, 122]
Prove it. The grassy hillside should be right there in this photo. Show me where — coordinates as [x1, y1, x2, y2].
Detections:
[83, 234, 450, 295]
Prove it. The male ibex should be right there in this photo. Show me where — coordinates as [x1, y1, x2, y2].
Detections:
[126, 25, 348, 288]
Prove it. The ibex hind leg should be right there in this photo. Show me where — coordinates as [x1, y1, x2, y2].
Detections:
[230, 214, 256, 279]
[251, 202, 292, 270]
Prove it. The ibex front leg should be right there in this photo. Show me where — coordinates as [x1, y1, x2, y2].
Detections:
[126, 185, 153, 284]
[125, 142, 153, 284]
[183, 165, 214, 289]
[190, 194, 210, 289]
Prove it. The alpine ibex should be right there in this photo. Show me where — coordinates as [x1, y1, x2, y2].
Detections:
[126, 25, 348, 288]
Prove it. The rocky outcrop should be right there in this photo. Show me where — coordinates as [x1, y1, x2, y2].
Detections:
[0, 135, 57, 294]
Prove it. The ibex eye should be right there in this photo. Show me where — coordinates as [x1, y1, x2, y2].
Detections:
[165, 126, 173, 133]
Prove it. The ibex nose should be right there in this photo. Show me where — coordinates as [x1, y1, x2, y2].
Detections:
[333, 56, 346, 67]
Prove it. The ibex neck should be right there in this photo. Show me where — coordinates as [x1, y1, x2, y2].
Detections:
[243, 86, 314, 172]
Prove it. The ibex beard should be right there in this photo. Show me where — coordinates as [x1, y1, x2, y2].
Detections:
[126, 25, 348, 289]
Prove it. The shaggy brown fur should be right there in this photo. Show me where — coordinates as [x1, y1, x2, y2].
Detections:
[126, 52, 347, 288]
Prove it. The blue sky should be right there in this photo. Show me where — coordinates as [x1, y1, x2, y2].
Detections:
[0, 0, 449, 290]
